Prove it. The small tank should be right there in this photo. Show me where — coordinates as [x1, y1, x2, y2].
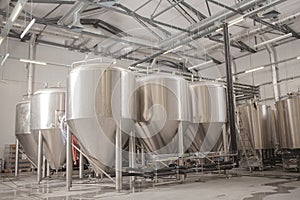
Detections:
[15, 98, 38, 166]
[31, 87, 66, 169]
[186, 81, 227, 153]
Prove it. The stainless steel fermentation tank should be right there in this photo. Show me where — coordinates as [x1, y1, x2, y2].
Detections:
[15, 98, 38, 166]
[237, 102, 275, 150]
[276, 94, 300, 149]
[135, 75, 190, 154]
[31, 88, 66, 169]
[67, 64, 137, 171]
[185, 82, 227, 153]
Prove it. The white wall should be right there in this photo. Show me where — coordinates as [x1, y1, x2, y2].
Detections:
[200, 39, 300, 108]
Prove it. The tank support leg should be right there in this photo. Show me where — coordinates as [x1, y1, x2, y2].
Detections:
[15, 139, 19, 177]
[116, 123, 122, 192]
[129, 130, 136, 192]
[37, 130, 43, 184]
[79, 151, 83, 179]
[66, 126, 73, 190]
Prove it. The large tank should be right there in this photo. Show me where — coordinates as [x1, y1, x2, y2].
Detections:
[67, 64, 137, 170]
[276, 94, 300, 149]
[15, 98, 38, 166]
[31, 88, 66, 169]
[185, 81, 227, 153]
[136, 74, 191, 154]
[237, 102, 274, 150]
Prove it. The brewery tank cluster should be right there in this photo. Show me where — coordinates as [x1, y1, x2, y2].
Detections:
[237, 93, 300, 170]
[66, 63, 228, 172]
[14, 62, 229, 184]
[237, 101, 276, 150]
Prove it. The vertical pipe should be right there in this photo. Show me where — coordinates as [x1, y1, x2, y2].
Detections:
[223, 23, 237, 154]
[115, 123, 122, 192]
[27, 34, 36, 97]
[37, 130, 43, 184]
[66, 126, 72, 190]
[129, 130, 136, 192]
[14, 140, 19, 177]
[79, 151, 83, 179]
[264, 41, 280, 101]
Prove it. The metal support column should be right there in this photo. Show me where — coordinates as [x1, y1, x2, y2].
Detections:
[115, 123, 122, 192]
[37, 130, 43, 184]
[14, 140, 19, 177]
[79, 151, 83, 179]
[223, 23, 238, 155]
[222, 124, 229, 161]
[141, 144, 145, 167]
[129, 130, 136, 192]
[66, 126, 72, 190]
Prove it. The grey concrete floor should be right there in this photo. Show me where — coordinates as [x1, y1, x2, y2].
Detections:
[0, 170, 300, 200]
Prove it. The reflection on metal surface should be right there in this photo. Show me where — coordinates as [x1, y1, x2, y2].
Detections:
[186, 82, 227, 153]
[31, 88, 66, 169]
[67, 64, 137, 170]
[136, 74, 190, 154]
[15, 98, 38, 166]
[276, 94, 300, 149]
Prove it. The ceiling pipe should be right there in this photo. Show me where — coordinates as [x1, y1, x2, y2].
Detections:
[57, 2, 87, 29]
[131, 0, 273, 66]
[160, 0, 274, 49]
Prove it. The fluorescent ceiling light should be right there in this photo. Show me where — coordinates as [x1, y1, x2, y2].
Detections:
[297, 56, 300, 60]
[188, 60, 214, 70]
[10, 3, 23, 22]
[20, 59, 47, 65]
[0, 37, 3, 46]
[1, 53, 9, 66]
[245, 66, 264, 74]
[228, 17, 244, 27]
[163, 45, 183, 55]
[254, 33, 292, 48]
[20, 18, 36, 39]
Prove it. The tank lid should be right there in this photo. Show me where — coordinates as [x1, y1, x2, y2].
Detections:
[71, 63, 134, 74]
[189, 81, 224, 88]
[137, 74, 186, 82]
[34, 87, 66, 95]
